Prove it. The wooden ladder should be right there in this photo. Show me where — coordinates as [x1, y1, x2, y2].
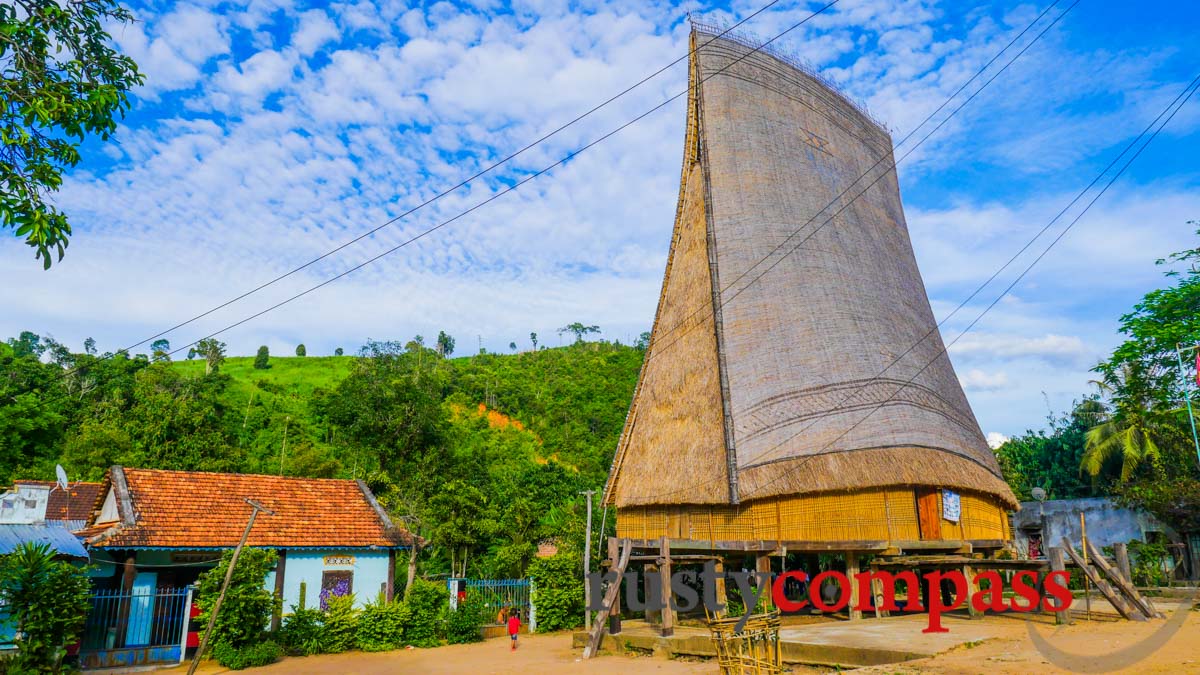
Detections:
[582, 539, 632, 659]
[1059, 538, 1160, 621]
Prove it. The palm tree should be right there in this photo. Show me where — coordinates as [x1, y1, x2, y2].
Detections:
[1081, 363, 1171, 481]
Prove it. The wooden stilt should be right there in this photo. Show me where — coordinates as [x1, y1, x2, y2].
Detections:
[660, 537, 674, 637]
[607, 537, 623, 635]
[963, 564, 982, 619]
[713, 559, 727, 616]
[846, 552, 862, 620]
[756, 553, 773, 612]
[1048, 547, 1072, 625]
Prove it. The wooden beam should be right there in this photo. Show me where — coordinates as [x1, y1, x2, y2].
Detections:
[583, 540, 632, 659]
[1060, 538, 1144, 621]
[713, 559, 727, 616]
[1047, 547, 1072, 625]
[1085, 541, 1161, 619]
[660, 537, 674, 637]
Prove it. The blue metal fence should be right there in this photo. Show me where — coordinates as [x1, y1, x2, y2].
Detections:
[80, 586, 191, 667]
[453, 578, 531, 625]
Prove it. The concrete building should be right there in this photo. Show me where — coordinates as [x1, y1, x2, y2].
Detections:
[1012, 497, 1175, 560]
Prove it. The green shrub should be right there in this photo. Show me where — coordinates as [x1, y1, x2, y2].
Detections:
[356, 595, 409, 651]
[1128, 539, 1170, 587]
[196, 548, 279, 648]
[403, 579, 446, 647]
[528, 550, 582, 632]
[0, 542, 91, 673]
[212, 640, 282, 670]
[278, 606, 328, 656]
[322, 593, 358, 653]
[445, 595, 487, 644]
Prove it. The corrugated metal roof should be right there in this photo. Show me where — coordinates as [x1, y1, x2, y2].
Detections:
[0, 524, 88, 558]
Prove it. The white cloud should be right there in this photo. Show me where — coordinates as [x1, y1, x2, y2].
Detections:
[986, 431, 1010, 449]
[951, 334, 1088, 364]
[959, 368, 1010, 392]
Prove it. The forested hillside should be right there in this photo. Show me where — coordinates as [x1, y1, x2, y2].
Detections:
[0, 336, 642, 577]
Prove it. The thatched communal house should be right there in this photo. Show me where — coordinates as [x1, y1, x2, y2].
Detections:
[604, 25, 1017, 558]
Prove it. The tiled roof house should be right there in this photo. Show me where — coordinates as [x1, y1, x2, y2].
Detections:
[81, 467, 415, 616]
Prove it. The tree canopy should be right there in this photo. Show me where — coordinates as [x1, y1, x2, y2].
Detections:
[1, 0, 143, 267]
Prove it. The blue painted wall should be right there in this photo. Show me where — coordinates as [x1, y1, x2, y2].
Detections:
[277, 550, 391, 613]
[86, 547, 394, 614]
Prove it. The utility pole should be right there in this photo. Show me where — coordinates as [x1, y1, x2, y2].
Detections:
[188, 499, 274, 675]
[279, 416, 290, 476]
[580, 489, 595, 632]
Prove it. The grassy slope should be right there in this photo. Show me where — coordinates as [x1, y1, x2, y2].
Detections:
[170, 344, 643, 483]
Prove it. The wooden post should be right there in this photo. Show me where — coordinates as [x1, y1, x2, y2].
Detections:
[188, 499, 274, 675]
[1080, 513, 1091, 621]
[963, 564, 982, 619]
[1114, 542, 1133, 585]
[584, 540, 632, 658]
[756, 554, 772, 612]
[713, 559, 727, 615]
[1048, 547, 1072, 625]
[607, 537, 622, 635]
[660, 537, 674, 637]
[846, 552, 862, 620]
[581, 490, 595, 633]
[271, 550, 287, 631]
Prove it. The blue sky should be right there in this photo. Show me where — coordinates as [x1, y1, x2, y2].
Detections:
[2, 0, 1198, 441]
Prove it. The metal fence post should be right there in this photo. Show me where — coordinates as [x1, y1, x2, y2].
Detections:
[179, 586, 194, 665]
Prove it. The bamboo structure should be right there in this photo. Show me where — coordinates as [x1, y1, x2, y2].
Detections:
[602, 24, 1017, 554]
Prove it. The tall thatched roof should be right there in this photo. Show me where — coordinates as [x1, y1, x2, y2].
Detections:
[604, 27, 1017, 510]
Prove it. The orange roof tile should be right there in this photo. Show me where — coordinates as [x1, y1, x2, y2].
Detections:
[16, 480, 104, 522]
[85, 468, 411, 549]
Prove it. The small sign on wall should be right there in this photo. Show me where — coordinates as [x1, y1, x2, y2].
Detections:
[942, 490, 961, 523]
[323, 554, 355, 567]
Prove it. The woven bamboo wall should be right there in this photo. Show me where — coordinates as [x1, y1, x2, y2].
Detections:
[615, 487, 1009, 544]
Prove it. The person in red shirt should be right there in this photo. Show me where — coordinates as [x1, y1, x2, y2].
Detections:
[507, 608, 521, 651]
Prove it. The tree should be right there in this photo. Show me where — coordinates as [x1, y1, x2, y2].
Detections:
[0, 542, 91, 671]
[82, 336, 96, 355]
[196, 548, 279, 648]
[1, 0, 143, 268]
[530, 332, 538, 350]
[150, 338, 170, 362]
[335, 347, 344, 356]
[436, 331, 455, 357]
[558, 322, 599, 344]
[195, 338, 226, 375]
[254, 345, 270, 370]
[635, 331, 651, 351]
[295, 343, 306, 357]
[509, 342, 517, 353]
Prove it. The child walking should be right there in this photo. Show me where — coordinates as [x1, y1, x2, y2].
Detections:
[507, 608, 521, 651]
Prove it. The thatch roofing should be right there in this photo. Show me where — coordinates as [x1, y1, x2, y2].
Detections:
[605, 28, 1017, 511]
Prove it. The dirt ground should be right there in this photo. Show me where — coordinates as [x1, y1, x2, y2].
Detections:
[166, 604, 1200, 674]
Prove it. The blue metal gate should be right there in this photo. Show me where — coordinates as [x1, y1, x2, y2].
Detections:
[80, 586, 192, 669]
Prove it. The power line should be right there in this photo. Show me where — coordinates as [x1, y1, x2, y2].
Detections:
[28, 0, 808, 393]
[644, 68, 1200, 501]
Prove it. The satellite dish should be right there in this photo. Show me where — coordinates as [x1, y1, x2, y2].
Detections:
[55, 464, 70, 492]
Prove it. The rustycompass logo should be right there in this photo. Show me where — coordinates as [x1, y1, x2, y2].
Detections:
[588, 561, 1074, 633]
